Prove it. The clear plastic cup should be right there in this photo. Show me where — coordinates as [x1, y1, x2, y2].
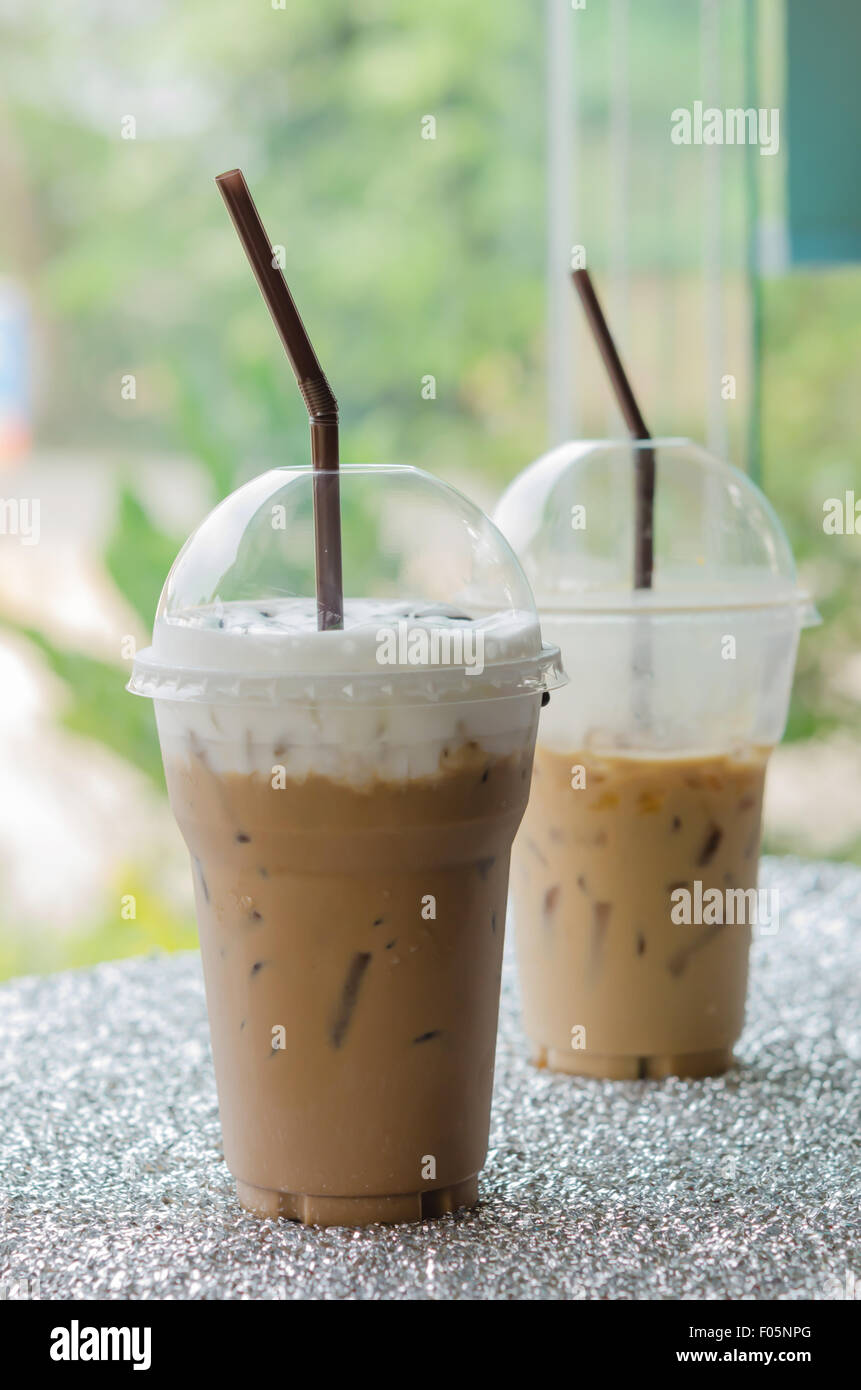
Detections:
[130, 463, 563, 1225]
[495, 439, 819, 1079]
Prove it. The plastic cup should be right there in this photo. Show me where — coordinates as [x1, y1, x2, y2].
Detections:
[130, 463, 563, 1224]
[495, 439, 819, 1079]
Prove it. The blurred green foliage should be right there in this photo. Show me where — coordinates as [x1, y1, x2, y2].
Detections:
[0, 0, 859, 977]
[761, 269, 861, 760]
[9, 622, 164, 788]
[105, 489, 187, 635]
[0, 870, 197, 979]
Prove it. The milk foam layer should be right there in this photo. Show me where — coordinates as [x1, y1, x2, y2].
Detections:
[141, 598, 550, 782]
[534, 610, 798, 756]
[151, 597, 542, 675]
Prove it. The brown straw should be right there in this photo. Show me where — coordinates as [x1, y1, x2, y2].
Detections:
[571, 269, 655, 589]
[216, 168, 344, 630]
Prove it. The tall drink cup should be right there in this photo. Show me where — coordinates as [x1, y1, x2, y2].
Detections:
[496, 440, 818, 1079]
[130, 464, 563, 1224]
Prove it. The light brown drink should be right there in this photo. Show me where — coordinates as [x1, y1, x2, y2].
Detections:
[511, 746, 769, 1079]
[164, 738, 533, 1226]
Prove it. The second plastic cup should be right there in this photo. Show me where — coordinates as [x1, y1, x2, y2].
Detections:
[496, 439, 818, 1079]
[130, 464, 563, 1224]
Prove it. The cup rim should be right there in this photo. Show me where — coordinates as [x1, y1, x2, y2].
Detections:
[127, 641, 567, 706]
[529, 593, 821, 623]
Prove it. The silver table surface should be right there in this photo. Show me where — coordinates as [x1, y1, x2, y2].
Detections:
[0, 857, 858, 1301]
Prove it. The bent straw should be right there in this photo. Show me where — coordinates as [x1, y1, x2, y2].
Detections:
[216, 168, 344, 630]
[571, 268, 655, 590]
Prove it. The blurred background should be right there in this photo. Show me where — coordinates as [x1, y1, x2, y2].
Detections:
[0, 0, 858, 977]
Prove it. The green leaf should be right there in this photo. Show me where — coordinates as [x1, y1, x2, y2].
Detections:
[105, 488, 182, 631]
[2, 622, 164, 790]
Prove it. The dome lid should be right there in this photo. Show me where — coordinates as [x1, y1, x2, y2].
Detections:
[130, 463, 564, 705]
[494, 438, 819, 622]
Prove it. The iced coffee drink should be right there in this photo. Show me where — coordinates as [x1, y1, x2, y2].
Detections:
[131, 465, 562, 1224]
[495, 438, 818, 1079]
[159, 606, 537, 1224]
[513, 745, 768, 1078]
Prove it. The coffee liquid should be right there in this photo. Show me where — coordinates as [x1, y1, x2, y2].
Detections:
[165, 738, 533, 1225]
[511, 747, 769, 1079]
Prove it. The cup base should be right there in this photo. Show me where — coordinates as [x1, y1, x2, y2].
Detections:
[236, 1175, 479, 1227]
[531, 1044, 734, 1080]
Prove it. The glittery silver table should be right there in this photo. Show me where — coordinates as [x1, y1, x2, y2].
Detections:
[1, 857, 858, 1301]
